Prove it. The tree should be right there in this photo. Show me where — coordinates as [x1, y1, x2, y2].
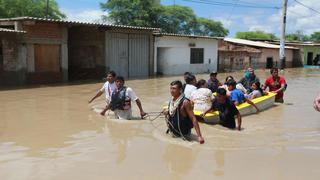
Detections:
[156, 5, 197, 34]
[0, 0, 65, 19]
[100, 0, 160, 27]
[285, 30, 309, 42]
[236, 31, 277, 40]
[100, 0, 229, 36]
[310, 32, 320, 42]
[194, 17, 229, 37]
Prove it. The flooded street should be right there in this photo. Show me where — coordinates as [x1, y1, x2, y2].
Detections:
[0, 68, 320, 180]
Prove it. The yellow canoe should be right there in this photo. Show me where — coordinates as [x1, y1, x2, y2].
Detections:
[193, 92, 277, 123]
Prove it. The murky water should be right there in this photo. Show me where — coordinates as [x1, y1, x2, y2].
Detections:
[0, 68, 319, 180]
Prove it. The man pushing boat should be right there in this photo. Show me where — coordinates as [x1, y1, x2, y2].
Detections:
[164, 80, 204, 144]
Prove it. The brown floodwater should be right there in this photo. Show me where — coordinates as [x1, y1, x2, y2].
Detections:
[0, 68, 319, 180]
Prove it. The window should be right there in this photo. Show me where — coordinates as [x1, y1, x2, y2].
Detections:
[190, 48, 204, 64]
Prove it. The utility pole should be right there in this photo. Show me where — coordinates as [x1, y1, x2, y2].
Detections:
[279, 0, 288, 69]
[46, 0, 49, 18]
[173, 0, 176, 34]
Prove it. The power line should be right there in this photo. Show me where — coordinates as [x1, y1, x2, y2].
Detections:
[293, 0, 320, 15]
[226, 0, 240, 22]
[183, 0, 280, 9]
[287, 9, 311, 18]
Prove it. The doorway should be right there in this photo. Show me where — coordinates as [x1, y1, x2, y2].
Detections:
[307, 52, 313, 65]
[266, 57, 273, 69]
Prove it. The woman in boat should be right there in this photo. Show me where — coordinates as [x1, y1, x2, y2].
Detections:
[245, 81, 264, 100]
[190, 79, 215, 112]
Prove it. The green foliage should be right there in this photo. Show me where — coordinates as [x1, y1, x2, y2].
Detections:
[156, 5, 197, 34]
[285, 30, 309, 42]
[100, 0, 159, 27]
[0, 0, 65, 19]
[310, 32, 320, 42]
[235, 31, 277, 40]
[100, 0, 229, 37]
[194, 17, 229, 37]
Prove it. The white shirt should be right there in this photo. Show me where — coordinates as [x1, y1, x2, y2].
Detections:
[100, 81, 117, 102]
[184, 84, 197, 99]
[114, 87, 138, 120]
[190, 88, 214, 112]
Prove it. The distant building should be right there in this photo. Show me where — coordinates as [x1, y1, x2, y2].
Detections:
[218, 38, 300, 71]
[0, 17, 158, 86]
[154, 33, 220, 75]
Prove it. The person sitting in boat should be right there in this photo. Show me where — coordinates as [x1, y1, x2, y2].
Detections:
[263, 68, 286, 103]
[207, 71, 222, 93]
[184, 74, 197, 99]
[190, 79, 215, 112]
[165, 80, 204, 144]
[201, 88, 242, 130]
[227, 79, 260, 112]
[88, 71, 117, 105]
[182, 72, 192, 92]
[238, 67, 260, 93]
[245, 81, 264, 100]
[100, 76, 147, 119]
[219, 75, 234, 96]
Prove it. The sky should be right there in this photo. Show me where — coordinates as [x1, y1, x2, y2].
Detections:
[56, 0, 320, 37]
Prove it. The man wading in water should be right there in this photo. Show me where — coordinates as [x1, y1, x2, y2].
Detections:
[100, 76, 147, 119]
[165, 80, 204, 144]
[88, 71, 117, 105]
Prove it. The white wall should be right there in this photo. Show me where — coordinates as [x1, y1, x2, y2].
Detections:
[154, 36, 218, 75]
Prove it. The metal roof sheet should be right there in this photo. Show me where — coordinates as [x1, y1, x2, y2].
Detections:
[0, 16, 160, 31]
[155, 32, 223, 40]
[0, 28, 26, 33]
[224, 38, 298, 49]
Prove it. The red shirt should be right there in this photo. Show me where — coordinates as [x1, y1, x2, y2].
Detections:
[265, 76, 286, 99]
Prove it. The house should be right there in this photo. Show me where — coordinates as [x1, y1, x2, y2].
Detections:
[154, 33, 220, 75]
[218, 38, 300, 71]
[272, 42, 320, 66]
[0, 17, 158, 86]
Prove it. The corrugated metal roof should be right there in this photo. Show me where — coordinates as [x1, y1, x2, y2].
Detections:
[224, 38, 298, 49]
[219, 46, 261, 53]
[0, 28, 26, 33]
[155, 32, 223, 40]
[0, 16, 160, 31]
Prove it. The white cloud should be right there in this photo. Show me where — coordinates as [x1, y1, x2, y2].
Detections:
[63, 9, 106, 23]
[221, 0, 320, 36]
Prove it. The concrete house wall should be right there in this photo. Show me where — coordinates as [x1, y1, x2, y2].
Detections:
[0, 17, 157, 86]
[155, 36, 218, 75]
[260, 48, 294, 68]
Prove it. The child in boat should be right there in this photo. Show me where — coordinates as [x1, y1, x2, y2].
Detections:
[227, 79, 260, 112]
[201, 88, 242, 130]
[246, 81, 264, 100]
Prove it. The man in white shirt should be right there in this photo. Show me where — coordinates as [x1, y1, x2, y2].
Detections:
[88, 71, 117, 104]
[183, 74, 197, 99]
[100, 76, 147, 119]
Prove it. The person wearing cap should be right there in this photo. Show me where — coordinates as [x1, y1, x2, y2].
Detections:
[207, 71, 222, 93]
